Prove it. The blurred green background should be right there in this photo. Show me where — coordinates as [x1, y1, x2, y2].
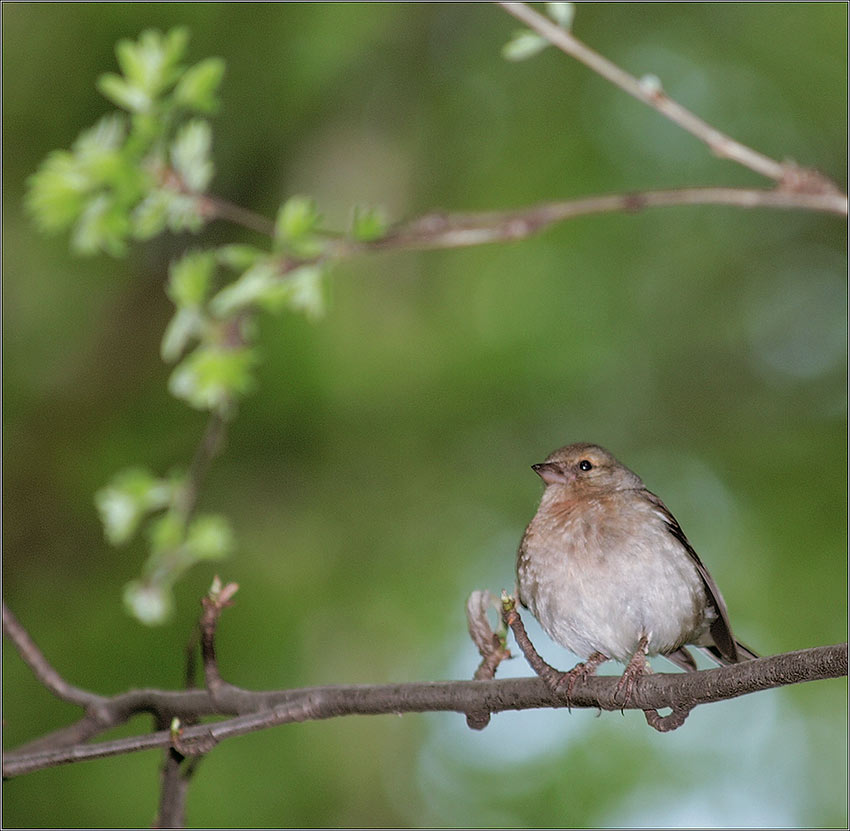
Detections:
[3, 3, 846, 828]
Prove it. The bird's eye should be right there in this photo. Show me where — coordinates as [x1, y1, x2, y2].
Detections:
[579, 459, 593, 471]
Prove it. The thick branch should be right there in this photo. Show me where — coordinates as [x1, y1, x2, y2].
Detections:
[3, 642, 846, 778]
[498, 2, 842, 194]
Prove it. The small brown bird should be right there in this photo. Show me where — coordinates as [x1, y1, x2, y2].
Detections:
[517, 442, 756, 697]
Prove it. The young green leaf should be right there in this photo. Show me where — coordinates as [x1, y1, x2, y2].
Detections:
[164, 191, 207, 233]
[26, 151, 91, 232]
[283, 264, 326, 320]
[168, 344, 258, 411]
[115, 27, 189, 98]
[124, 579, 173, 625]
[97, 72, 151, 113]
[502, 29, 549, 62]
[173, 57, 226, 113]
[71, 193, 130, 257]
[146, 510, 185, 553]
[351, 204, 388, 242]
[546, 2, 575, 29]
[94, 467, 175, 546]
[210, 260, 279, 317]
[167, 250, 216, 308]
[274, 195, 321, 249]
[186, 514, 234, 560]
[246, 263, 326, 320]
[161, 306, 205, 362]
[170, 119, 213, 192]
[131, 190, 170, 239]
[216, 244, 267, 272]
[74, 114, 127, 162]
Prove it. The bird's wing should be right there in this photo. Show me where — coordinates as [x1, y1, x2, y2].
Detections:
[642, 490, 740, 664]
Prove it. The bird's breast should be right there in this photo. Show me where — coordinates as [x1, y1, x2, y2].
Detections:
[516, 489, 710, 662]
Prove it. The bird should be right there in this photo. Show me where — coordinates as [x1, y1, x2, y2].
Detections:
[516, 442, 757, 701]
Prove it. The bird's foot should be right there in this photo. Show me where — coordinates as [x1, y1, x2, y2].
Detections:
[550, 652, 608, 709]
[613, 636, 651, 709]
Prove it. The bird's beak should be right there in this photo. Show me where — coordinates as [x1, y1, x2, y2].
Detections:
[532, 462, 569, 485]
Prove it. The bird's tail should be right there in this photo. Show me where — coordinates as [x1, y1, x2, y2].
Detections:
[666, 639, 759, 672]
[700, 639, 759, 666]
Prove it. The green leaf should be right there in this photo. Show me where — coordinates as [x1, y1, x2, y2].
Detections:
[161, 306, 205, 362]
[71, 193, 130, 257]
[71, 115, 129, 190]
[173, 57, 225, 113]
[163, 191, 206, 233]
[94, 467, 175, 546]
[167, 249, 216, 308]
[131, 190, 170, 239]
[97, 72, 151, 113]
[162, 27, 191, 73]
[26, 151, 91, 232]
[170, 119, 213, 192]
[123, 579, 173, 625]
[168, 345, 258, 411]
[351, 204, 388, 242]
[115, 27, 188, 98]
[186, 514, 234, 560]
[73, 114, 127, 160]
[28, 114, 141, 247]
[126, 111, 164, 154]
[146, 511, 185, 553]
[502, 29, 549, 61]
[545, 2, 575, 28]
[209, 260, 278, 317]
[282, 264, 326, 320]
[245, 263, 326, 320]
[274, 195, 321, 250]
[217, 244, 267, 272]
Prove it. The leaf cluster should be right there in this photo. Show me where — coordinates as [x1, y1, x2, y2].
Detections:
[27, 28, 223, 255]
[26, 28, 390, 624]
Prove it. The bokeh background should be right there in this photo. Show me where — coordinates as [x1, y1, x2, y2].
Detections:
[3, 3, 846, 828]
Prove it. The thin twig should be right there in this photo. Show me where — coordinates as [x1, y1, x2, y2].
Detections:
[497, 2, 842, 193]
[196, 194, 277, 237]
[153, 617, 206, 828]
[332, 187, 846, 256]
[199, 580, 240, 706]
[176, 411, 227, 520]
[2, 602, 105, 711]
[199, 185, 847, 250]
[500, 595, 565, 690]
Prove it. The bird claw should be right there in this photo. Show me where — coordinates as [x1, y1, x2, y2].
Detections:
[613, 637, 651, 710]
[548, 652, 608, 709]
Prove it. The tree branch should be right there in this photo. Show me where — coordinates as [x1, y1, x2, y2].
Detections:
[197, 194, 276, 237]
[175, 410, 228, 521]
[3, 599, 846, 778]
[203, 185, 846, 255]
[497, 2, 843, 194]
[1, 603, 106, 711]
[349, 187, 846, 254]
[3, 644, 846, 778]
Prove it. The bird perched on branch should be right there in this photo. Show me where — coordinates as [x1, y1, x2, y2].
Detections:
[516, 442, 757, 701]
